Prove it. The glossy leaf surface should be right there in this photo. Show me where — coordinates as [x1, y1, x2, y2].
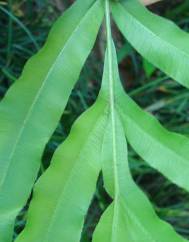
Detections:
[111, 0, 189, 88]
[1, 0, 189, 241]
[112, 0, 189, 192]
[93, 119, 186, 242]
[16, 98, 107, 242]
[118, 94, 189, 192]
[0, 0, 104, 241]
[93, 2, 185, 241]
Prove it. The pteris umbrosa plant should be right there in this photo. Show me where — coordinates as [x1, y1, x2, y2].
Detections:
[0, 0, 189, 241]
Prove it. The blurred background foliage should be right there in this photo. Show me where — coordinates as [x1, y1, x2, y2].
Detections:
[1, 0, 189, 241]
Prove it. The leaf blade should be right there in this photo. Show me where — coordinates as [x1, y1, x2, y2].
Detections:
[0, 0, 104, 240]
[94, 110, 186, 242]
[15, 96, 107, 242]
[111, 0, 189, 88]
[93, 6, 186, 239]
[111, 0, 189, 193]
[118, 92, 189, 192]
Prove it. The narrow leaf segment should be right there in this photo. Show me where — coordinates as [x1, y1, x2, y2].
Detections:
[0, 0, 104, 241]
[93, 1, 187, 241]
[15, 98, 107, 242]
[112, 0, 189, 88]
[111, 0, 189, 193]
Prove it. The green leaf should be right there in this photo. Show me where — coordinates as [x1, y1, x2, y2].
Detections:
[111, 0, 189, 88]
[0, 0, 104, 240]
[8, 1, 188, 241]
[15, 97, 107, 242]
[118, 92, 189, 192]
[112, 0, 189, 193]
[93, 121, 186, 242]
[93, 2, 185, 241]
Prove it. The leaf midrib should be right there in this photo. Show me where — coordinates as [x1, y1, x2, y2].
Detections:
[105, 1, 120, 241]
